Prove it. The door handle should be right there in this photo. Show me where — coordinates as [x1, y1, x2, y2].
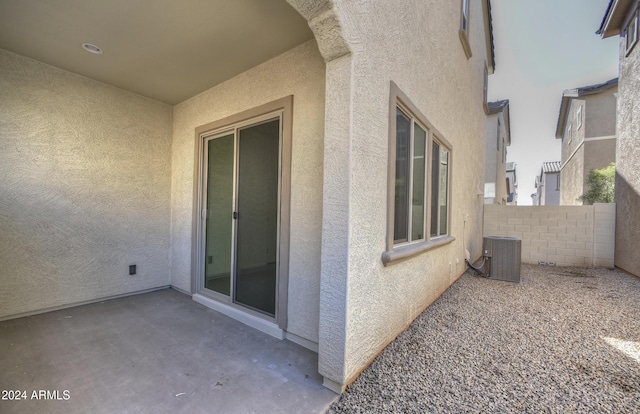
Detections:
[233, 211, 238, 220]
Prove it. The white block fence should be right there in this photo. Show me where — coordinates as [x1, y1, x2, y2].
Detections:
[483, 204, 615, 267]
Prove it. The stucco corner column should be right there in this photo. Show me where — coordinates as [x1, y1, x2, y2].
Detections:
[286, 0, 353, 393]
[317, 52, 353, 393]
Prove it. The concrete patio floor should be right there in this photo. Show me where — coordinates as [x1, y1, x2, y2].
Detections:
[0, 288, 337, 414]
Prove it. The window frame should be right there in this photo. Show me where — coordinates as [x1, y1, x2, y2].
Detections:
[429, 139, 450, 239]
[383, 82, 454, 265]
[576, 105, 583, 131]
[393, 105, 428, 245]
[459, 0, 472, 59]
[496, 118, 501, 151]
[625, 8, 639, 57]
[482, 64, 489, 113]
[191, 96, 293, 329]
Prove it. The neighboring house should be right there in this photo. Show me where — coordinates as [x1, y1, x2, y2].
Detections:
[484, 100, 511, 205]
[531, 192, 539, 206]
[555, 78, 618, 205]
[506, 162, 518, 205]
[534, 162, 561, 206]
[598, 0, 640, 278]
[0, 0, 496, 392]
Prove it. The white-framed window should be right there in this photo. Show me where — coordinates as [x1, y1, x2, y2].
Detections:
[625, 9, 638, 56]
[576, 105, 583, 130]
[383, 83, 454, 265]
[459, 0, 472, 58]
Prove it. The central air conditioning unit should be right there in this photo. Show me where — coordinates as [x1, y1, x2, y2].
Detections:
[482, 236, 522, 283]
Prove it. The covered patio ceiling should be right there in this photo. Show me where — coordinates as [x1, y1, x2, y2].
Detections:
[0, 0, 314, 104]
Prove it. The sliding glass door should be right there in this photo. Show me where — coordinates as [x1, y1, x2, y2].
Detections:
[202, 117, 280, 316]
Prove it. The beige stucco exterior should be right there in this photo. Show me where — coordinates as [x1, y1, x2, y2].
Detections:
[558, 83, 617, 205]
[599, 0, 640, 277]
[535, 168, 560, 206]
[0, 0, 496, 393]
[485, 103, 509, 204]
[294, 0, 492, 390]
[171, 39, 326, 345]
[0, 49, 173, 318]
[616, 43, 640, 276]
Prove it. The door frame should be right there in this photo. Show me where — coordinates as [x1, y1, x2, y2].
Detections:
[191, 96, 293, 331]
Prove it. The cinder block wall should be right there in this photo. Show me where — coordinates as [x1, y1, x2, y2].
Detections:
[484, 204, 615, 267]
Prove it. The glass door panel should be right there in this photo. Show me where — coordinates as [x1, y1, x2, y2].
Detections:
[234, 119, 279, 316]
[204, 134, 234, 296]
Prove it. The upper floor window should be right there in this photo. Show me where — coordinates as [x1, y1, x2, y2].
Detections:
[626, 9, 638, 56]
[459, 0, 472, 58]
[576, 105, 583, 130]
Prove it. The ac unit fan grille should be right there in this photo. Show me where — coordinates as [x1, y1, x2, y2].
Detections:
[483, 236, 521, 283]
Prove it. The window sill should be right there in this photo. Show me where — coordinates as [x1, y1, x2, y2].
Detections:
[459, 29, 472, 59]
[381, 236, 456, 266]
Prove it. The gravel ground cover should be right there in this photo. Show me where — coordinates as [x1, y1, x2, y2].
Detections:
[327, 264, 640, 413]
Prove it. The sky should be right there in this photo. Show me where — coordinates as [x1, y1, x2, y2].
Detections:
[487, 0, 619, 205]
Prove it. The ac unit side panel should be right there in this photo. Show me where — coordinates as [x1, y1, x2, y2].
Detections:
[483, 236, 522, 283]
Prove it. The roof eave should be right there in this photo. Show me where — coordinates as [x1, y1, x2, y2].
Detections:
[503, 103, 511, 146]
[598, 0, 632, 38]
[577, 78, 619, 96]
[555, 96, 571, 139]
[483, 0, 496, 74]
[555, 78, 618, 138]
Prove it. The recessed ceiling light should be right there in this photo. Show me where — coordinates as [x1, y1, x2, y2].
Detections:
[82, 43, 103, 55]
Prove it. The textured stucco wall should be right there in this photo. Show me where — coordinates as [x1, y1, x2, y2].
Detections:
[615, 25, 640, 277]
[316, 0, 490, 387]
[583, 139, 616, 184]
[485, 112, 507, 204]
[170, 40, 326, 343]
[484, 115, 498, 191]
[561, 144, 585, 205]
[560, 99, 585, 205]
[584, 87, 617, 139]
[0, 49, 173, 319]
[560, 89, 616, 206]
[543, 173, 560, 205]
